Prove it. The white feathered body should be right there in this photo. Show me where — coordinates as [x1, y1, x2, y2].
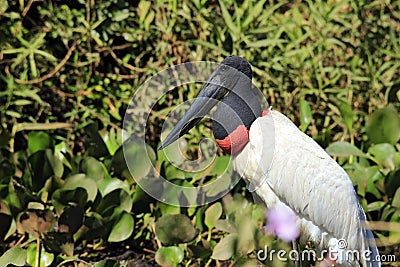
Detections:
[233, 110, 379, 266]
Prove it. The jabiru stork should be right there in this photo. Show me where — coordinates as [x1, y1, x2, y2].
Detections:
[158, 56, 380, 266]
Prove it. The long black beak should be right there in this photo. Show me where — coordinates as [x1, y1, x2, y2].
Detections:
[158, 74, 229, 150]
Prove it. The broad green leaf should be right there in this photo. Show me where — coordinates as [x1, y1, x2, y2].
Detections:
[326, 141, 366, 157]
[26, 243, 54, 267]
[365, 166, 384, 199]
[108, 211, 134, 242]
[155, 214, 197, 244]
[97, 176, 130, 196]
[63, 174, 98, 202]
[131, 183, 151, 204]
[84, 123, 110, 158]
[392, 187, 400, 208]
[368, 143, 396, 170]
[132, 175, 163, 202]
[81, 157, 105, 182]
[45, 149, 63, 177]
[299, 99, 312, 132]
[214, 219, 237, 233]
[165, 165, 186, 180]
[157, 202, 181, 215]
[385, 170, 400, 198]
[159, 138, 187, 166]
[237, 217, 255, 255]
[365, 107, 400, 145]
[155, 246, 184, 267]
[95, 189, 132, 214]
[180, 181, 198, 207]
[380, 205, 396, 221]
[28, 131, 53, 154]
[205, 203, 222, 229]
[161, 181, 190, 206]
[101, 128, 121, 155]
[120, 140, 155, 180]
[351, 164, 384, 198]
[211, 233, 238, 260]
[205, 164, 235, 197]
[210, 156, 230, 175]
[0, 247, 27, 266]
[28, 149, 63, 191]
[54, 141, 72, 169]
[119, 191, 133, 212]
[367, 201, 386, 212]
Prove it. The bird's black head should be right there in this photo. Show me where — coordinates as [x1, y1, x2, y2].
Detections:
[158, 56, 256, 150]
[212, 57, 261, 154]
[219, 56, 252, 81]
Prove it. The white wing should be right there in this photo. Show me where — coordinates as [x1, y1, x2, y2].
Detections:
[233, 110, 379, 266]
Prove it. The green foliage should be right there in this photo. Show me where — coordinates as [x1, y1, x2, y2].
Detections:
[326, 107, 400, 247]
[155, 214, 197, 245]
[0, 0, 400, 266]
[326, 141, 366, 157]
[155, 246, 184, 267]
[365, 107, 400, 145]
[0, 247, 27, 266]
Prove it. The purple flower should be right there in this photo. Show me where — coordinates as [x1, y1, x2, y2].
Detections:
[265, 206, 300, 242]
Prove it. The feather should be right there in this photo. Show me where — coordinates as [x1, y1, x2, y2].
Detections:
[233, 110, 380, 267]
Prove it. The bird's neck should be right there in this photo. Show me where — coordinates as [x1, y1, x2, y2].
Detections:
[212, 84, 263, 155]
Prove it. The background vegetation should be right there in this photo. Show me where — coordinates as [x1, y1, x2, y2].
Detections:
[1, 0, 400, 266]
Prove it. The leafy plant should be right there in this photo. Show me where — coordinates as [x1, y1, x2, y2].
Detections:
[0, 0, 399, 266]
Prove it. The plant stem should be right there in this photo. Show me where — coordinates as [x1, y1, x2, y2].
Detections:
[36, 237, 41, 267]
